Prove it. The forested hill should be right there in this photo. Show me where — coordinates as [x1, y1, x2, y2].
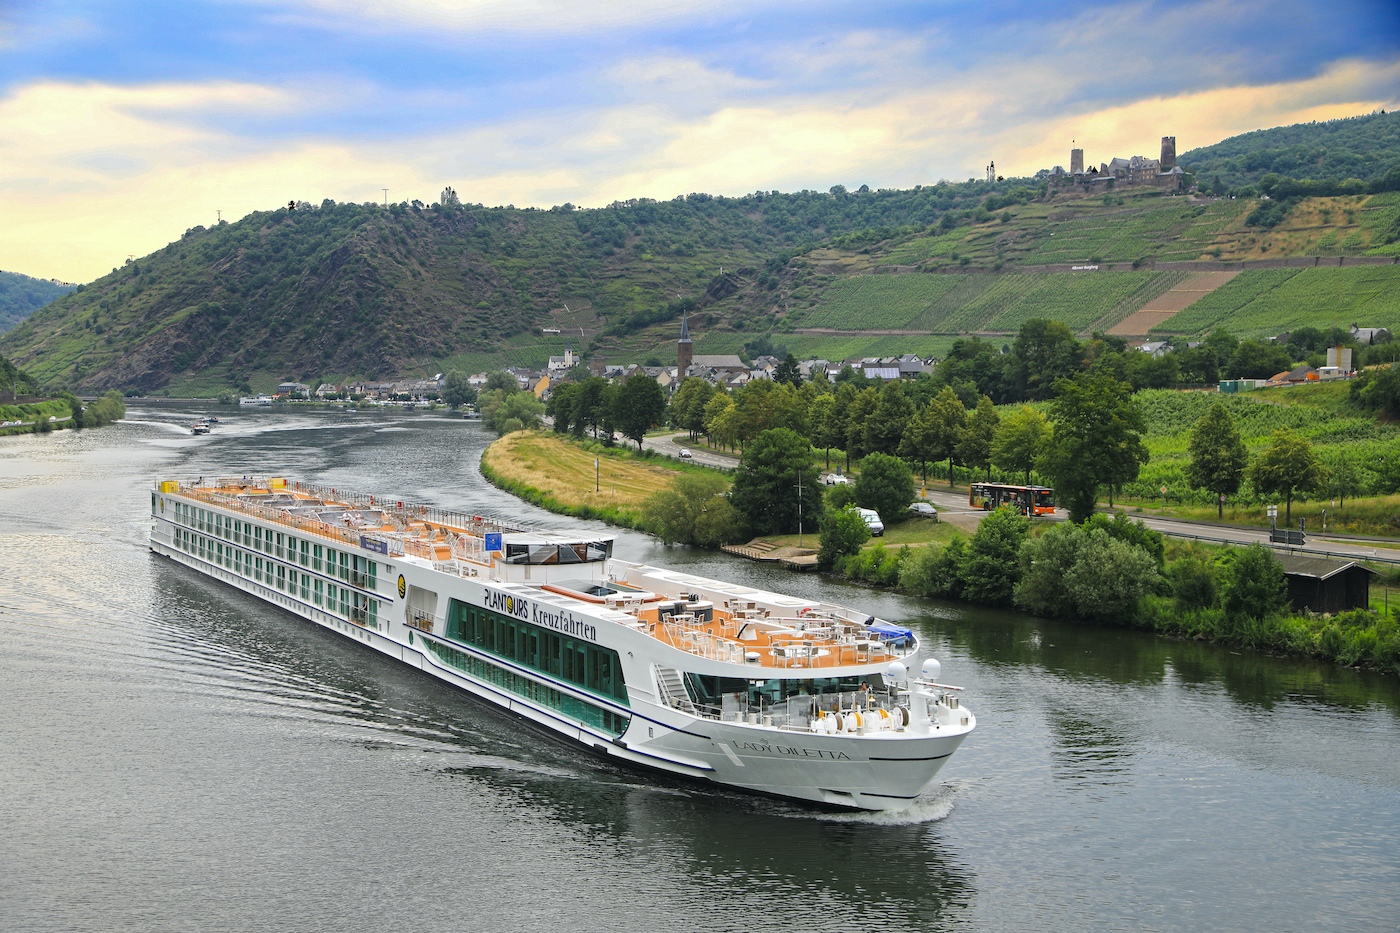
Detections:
[5, 112, 1400, 395]
[0, 184, 1033, 392]
[1181, 110, 1400, 190]
[0, 271, 74, 335]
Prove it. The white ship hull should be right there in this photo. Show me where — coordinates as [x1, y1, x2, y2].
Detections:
[149, 477, 975, 810]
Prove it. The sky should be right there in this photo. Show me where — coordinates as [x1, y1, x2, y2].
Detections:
[1, 0, 1397, 283]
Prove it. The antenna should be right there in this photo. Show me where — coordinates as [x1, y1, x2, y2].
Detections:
[216, 210, 221, 223]
[382, 188, 389, 207]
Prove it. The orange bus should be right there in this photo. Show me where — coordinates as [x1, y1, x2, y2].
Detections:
[969, 483, 1055, 516]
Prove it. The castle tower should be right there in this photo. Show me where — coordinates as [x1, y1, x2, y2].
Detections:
[1070, 147, 1084, 175]
[677, 313, 693, 377]
[1160, 136, 1176, 171]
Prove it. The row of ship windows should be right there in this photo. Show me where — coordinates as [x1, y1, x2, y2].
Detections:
[446, 599, 628, 703]
[163, 499, 378, 590]
[420, 638, 630, 738]
[173, 527, 379, 629]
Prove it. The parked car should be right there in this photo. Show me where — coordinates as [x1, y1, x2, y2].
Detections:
[855, 507, 884, 536]
[823, 473, 849, 486]
[908, 501, 939, 520]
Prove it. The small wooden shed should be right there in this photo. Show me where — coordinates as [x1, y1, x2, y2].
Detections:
[1274, 554, 1375, 614]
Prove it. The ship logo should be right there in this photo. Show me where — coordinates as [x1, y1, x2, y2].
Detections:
[397, 575, 406, 599]
[506, 595, 515, 613]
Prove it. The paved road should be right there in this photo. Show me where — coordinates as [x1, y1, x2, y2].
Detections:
[644, 436, 1400, 565]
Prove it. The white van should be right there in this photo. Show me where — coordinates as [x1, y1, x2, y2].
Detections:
[856, 507, 884, 537]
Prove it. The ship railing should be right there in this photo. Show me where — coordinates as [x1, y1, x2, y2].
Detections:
[431, 559, 485, 579]
[294, 481, 526, 538]
[173, 488, 396, 551]
[661, 621, 747, 664]
[720, 692, 906, 731]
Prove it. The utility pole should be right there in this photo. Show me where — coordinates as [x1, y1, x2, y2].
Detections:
[796, 470, 805, 547]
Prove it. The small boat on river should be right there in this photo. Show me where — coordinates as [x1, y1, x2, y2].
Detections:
[149, 476, 975, 809]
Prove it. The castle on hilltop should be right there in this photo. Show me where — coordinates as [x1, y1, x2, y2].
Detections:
[1047, 136, 1185, 192]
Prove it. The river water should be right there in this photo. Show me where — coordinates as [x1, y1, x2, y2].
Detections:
[1, 403, 1397, 933]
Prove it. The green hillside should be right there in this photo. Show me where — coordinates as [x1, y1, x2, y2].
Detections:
[0, 271, 74, 335]
[1180, 110, 1400, 191]
[0, 185, 1028, 392]
[6, 111, 1400, 394]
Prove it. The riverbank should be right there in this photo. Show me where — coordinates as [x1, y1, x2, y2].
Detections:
[479, 430, 722, 529]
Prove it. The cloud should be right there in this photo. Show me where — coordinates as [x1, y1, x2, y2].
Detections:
[3, 39, 1397, 282]
[250, 0, 791, 36]
[998, 56, 1400, 176]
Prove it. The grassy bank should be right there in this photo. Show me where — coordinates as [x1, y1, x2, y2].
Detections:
[832, 518, 1399, 674]
[479, 430, 725, 527]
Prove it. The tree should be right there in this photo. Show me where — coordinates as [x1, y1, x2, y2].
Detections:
[1220, 543, 1287, 622]
[1014, 523, 1159, 622]
[843, 387, 879, 468]
[901, 385, 965, 487]
[773, 353, 803, 387]
[729, 428, 820, 537]
[1186, 402, 1248, 518]
[612, 374, 667, 449]
[818, 506, 870, 570]
[1327, 451, 1362, 510]
[641, 473, 737, 546]
[482, 389, 543, 435]
[1014, 318, 1081, 401]
[669, 377, 716, 439]
[1248, 428, 1328, 525]
[704, 394, 737, 450]
[573, 376, 610, 438]
[957, 395, 1000, 481]
[864, 381, 915, 457]
[853, 452, 915, 524]
[547, 382, 577, 433]
[1228, 339, 1293, 380]
[960, 506, 1029, 606]
[806, 394, 839, 468]
[483, 370, 518, 394]
[991, 406, 1049, 484]
[442, 371, 476, 409]
[1038, 373, 1148, 522]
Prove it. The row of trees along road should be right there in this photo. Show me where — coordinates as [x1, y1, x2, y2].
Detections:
[1186, 401, 1329, 523]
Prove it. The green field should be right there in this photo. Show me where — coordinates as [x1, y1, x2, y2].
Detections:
[796, 275, 965, 329]
[1122, 386, 1400, 504]
[783, 270, 1188, 336]
[1150, 266, 1400, 337]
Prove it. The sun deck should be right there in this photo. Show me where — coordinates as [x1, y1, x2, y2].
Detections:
[539, 580, 913, 672]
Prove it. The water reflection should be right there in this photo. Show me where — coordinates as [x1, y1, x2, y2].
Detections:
[5, 401, 1397, 932]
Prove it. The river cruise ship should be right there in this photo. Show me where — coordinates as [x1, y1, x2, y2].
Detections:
[149, 476, 975, 810]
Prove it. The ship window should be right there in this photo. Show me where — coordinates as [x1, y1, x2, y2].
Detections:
[313, 578, 323, 606]
[276, 564, 286, 590]
[312, 544, 322, 572]
[299, 539, 309, 567]
[254, 557, 263, 582]
[275, 533, 285, 561]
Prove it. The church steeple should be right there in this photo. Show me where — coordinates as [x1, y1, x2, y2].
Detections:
[677, 313, 693, 377]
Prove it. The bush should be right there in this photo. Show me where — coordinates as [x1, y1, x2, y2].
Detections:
[1220, 543, 1287, 621]
[1014, 523, 1159, 622]
[818, 506, 870, 571]
[1169, 556, 1217, 611]
[961, 506, 1029, 606]
[853, 452, 915, 523]
[898, 536, 968, 599]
